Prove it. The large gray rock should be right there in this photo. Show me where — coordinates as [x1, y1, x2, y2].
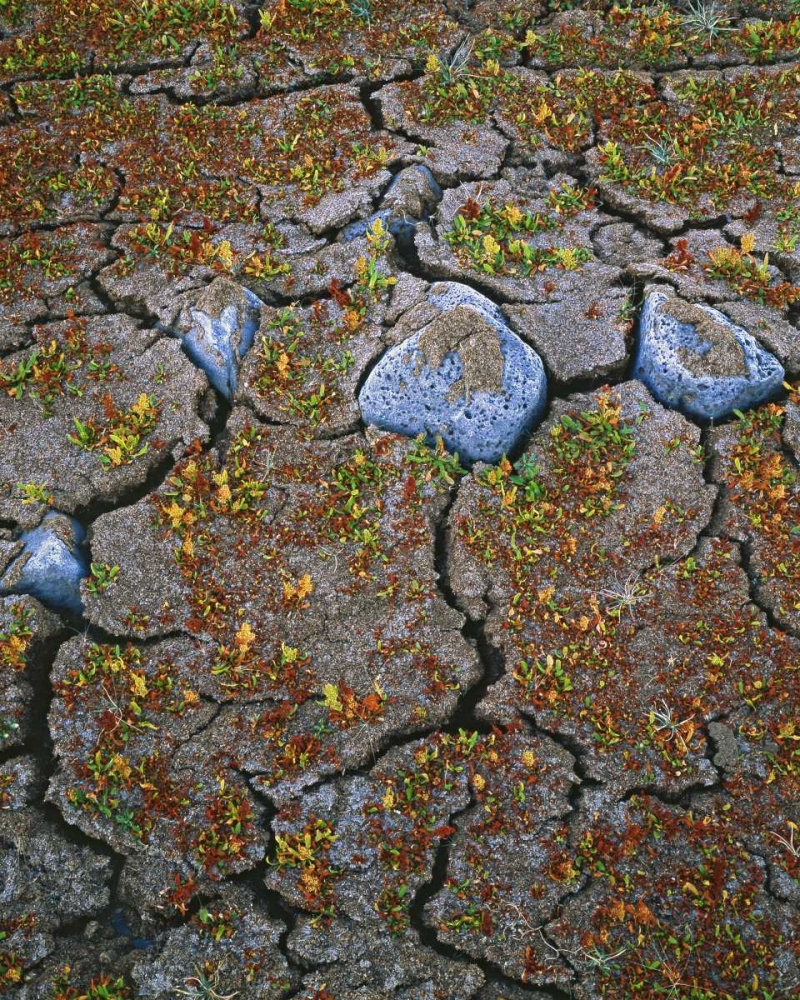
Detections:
[633, 292, 784, 420]
[359, 283, 547, 464]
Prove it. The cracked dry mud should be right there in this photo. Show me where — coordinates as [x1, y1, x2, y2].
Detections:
[1, 2, 799, 999]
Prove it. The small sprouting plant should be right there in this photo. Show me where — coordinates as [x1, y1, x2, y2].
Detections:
[770, 821, 799, 859]
[68, 415, 98, 450]
[548, 182, 596, 217]
[192, 775, 256, 875]
[616, 293, 638, 332]
[354, 253, 396, 296]
[664, 238, 696, 272]
[641, 134, 678, 167]
[682, 0, 733, 40]
[86, 563, 120, 594]
[703, 234, 800, 309]
[50, 970, 131, 1000]
[574, 943, 628, 974]
[406, 434, 466, 484]
[600, 573, 650, 622]
[646, 701, 696, 744]
[0, 604, 34, 672]
[175, 968, 238, 1000]
[270, 816, 341, 917]
[774, 226, 799, 254]
[509, 454, 545, 503]
[435, 36, 474, 86]
[242, 249, 290, 280]
[366, 216, 391, 254]
[445, 191, 595, 277]
[69, 393, 160, 467]
[348, 0, 371, 23]
[16, 481, 53, 505]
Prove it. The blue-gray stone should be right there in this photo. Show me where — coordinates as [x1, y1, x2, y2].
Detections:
[633, 292, 785, 421]
[177, 278, 262, 398]
[341, 209, 393, 244]
[341, 166, 442, 244]
[359, 283, 547, 465]
[1, 513, 87, 616]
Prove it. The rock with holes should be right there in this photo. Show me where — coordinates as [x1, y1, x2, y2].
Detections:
[358, 282, 547, 464]
[175, 277, 263, 397]
[633, 291, 784, 421]
[0, 513, 87, 616]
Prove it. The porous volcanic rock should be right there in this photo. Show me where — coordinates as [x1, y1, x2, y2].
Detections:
[717, 298, 800, 376]
[359, 282, 547, 464]
[341, 164, 444, 246]
[633, 291, 785, 420]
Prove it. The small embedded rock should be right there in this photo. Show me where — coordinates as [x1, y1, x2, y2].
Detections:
[341, 165, 442, 246]
[0, 513, 87, 616]
[359, 282, 547, 464]
[175, 277, 263, 398]
[633, 292, 784, 420]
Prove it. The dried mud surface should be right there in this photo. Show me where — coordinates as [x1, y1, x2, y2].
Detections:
[1, 2, 799, 999]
